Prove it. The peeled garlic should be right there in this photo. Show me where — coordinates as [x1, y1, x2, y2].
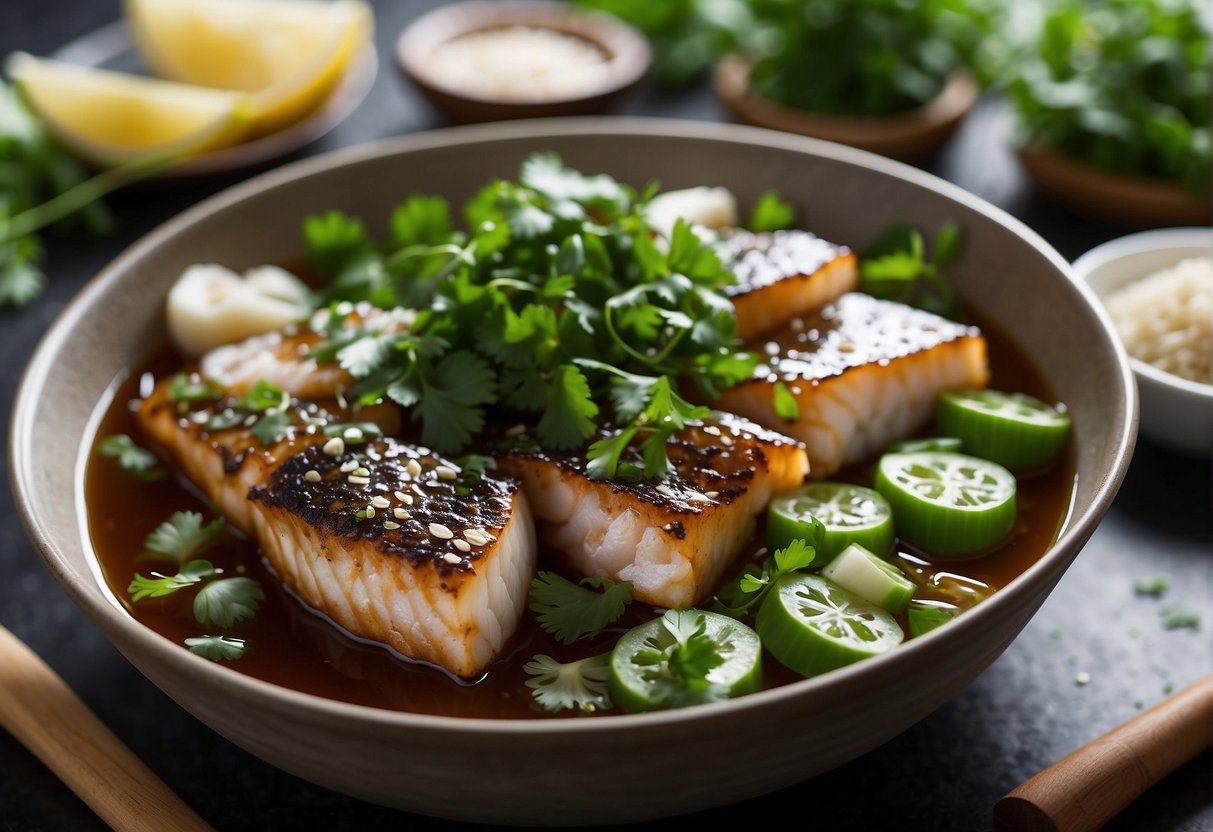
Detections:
[167, 264, 312, 357]
[644, 187, 738, 239]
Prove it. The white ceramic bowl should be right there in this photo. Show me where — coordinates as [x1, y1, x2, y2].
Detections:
[1072, 227, 1213, 456]
[11, 120, 1136, 824]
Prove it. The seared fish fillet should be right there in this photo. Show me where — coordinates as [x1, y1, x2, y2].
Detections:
[716, 293, 990, 477]
[499, 413, 807, 608]
[138, 383, 535, 678]
[201, 304, 414, 399]
[723, 229, 858, 341]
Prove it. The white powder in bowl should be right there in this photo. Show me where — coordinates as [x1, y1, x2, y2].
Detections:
[1104, 256, 1213, 385]
[427, 26, 611, 102]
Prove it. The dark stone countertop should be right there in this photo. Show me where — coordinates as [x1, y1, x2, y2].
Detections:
[1, 2, 1209, 830]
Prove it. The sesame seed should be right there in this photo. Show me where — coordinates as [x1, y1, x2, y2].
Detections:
[383, 521, 401, 530]
[353, 467, 370, 477]
[686, 492, 714, 503]
[243, 414, 258, 427]
[442, 553, 462, 565]
[363, 506, 375, 518]
[764, 341, 780, 356]
[340, 460, 359, 473]
[705, 491, 719, 499]
[191, 411, 209, 424]
[655, 484, 676, 497]
[323, 437, 345, 456]
[720, 435, 733, 446]
[348, 475, 371, 486]
[406, 459, 422, 478]
[435, 466, 457, 481]
[838, 342, 857, 353]
[304, 470, 322, 483]
[429, 523, 454, 540]
[463, 529, 488, 546]
[394, 490, 413, 504]
[371, 496, 391, 509]
[454, 539, 471, 552]
[702, 425, 721, 436]
[344, 427, 364, 441]
[1075, 672, 1091, 686]
[305, 424, 317, 435]
[393, 508, 410, 520]
[506, 423, 527, 437]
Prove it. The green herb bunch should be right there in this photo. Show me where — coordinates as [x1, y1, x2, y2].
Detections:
[574, 0, 756, 87]
[1004, 0, 1210, 199]
[744, 0, 999, 117]
[0, 84, 115, 306]
[303, 153, 761, 479]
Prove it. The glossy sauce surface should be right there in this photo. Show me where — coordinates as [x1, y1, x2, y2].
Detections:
[85, 312, 1075, 719]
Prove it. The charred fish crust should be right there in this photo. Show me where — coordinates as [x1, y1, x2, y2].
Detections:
[249, 438, 517, 575]
[722, 229, 851, 295]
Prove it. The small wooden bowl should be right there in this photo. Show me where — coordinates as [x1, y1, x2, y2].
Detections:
[396, 1, 650, 123]
[713, 53, 977, 162]
[1017, 146, 1212, 228]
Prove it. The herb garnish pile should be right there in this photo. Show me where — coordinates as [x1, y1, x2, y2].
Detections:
[304, 153, 789, 480]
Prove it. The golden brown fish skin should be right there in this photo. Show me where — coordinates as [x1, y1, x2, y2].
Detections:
[250, 440, 535, 678]
[722, 229, 859, 341]
[716, 293, 991, 478]
[137, 379, 536, 678]
[199, 304, 414, 400]
[498, 413, 808, 609]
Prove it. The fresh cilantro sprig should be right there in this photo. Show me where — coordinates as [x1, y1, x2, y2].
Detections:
[713, 538, 819, 619]
[523, 653, 613, 713]
[748, 191, 796, 232]
[97, 434, 165, 482]
[144, 511, 226, 566]
[303, 154, 760, 477]
[130, 511, 262, 660]
[860, 222, 962, 320]
[632, 610, 734, 708]
[185, 635, 247, 662]
[528, 571, 633, 644]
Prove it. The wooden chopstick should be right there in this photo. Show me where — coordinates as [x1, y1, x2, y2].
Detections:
[994, 674, 1213, 832]
[0, 625, 213, 832]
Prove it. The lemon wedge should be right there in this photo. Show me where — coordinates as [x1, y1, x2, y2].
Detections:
[125, 0, 373, 135]
[5, 52, 249, 167]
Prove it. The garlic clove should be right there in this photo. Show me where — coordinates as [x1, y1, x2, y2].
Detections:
[167, 263, 311, 357]
[645, 187, 738, 239]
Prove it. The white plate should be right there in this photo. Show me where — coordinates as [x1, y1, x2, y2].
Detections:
[1072, 227, 1213, 456]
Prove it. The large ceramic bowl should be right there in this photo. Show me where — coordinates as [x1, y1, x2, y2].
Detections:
[10, 119, 1136, 825]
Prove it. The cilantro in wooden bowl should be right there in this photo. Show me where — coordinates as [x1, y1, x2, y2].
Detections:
[1005, 0, 1211, 226]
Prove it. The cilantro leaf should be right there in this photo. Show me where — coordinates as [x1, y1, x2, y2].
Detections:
[713, 539, 818, 618]
[538, 364, 599, 451]
[235, 380, 288, 413]
[128, 560, 218, 602]
[98, 434, 165, 482]
[528, 571, 633, 644]
[907, 603, 956, 637]
[390, 194, 455, 249]
[523, 653, 613, 713]
[631, 610, 731, 708]
[193, 577, 265, 629]
[748, 191, 796, 232]
[415, 350, 497, 452]
[304, 210, 372, 275]
[1160, 602, 1200, 630]
[250, 411, 291, 445]
[1134, 575, 1170, 598]
[168, 374, 221, 403]
[772, 381, 800, 420]
[144, 511, 226, 566]
[185, 635, 247, 662]
[860, 222, 962, 320]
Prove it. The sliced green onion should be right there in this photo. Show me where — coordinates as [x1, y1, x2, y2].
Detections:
[608, 611, 762, 713]
[936, 389, 1070, 471]
[756, 574, 903, 678]
[874, 451, 1017, 557]
[907, 601, 959, 637]
[767, 482, 894, 565]
[820, 543, 916, 614]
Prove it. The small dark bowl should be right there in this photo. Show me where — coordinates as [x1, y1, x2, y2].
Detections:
[395, 0, 650, 123]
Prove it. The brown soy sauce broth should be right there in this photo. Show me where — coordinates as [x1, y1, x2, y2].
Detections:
[85, 311, 1075, 719]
